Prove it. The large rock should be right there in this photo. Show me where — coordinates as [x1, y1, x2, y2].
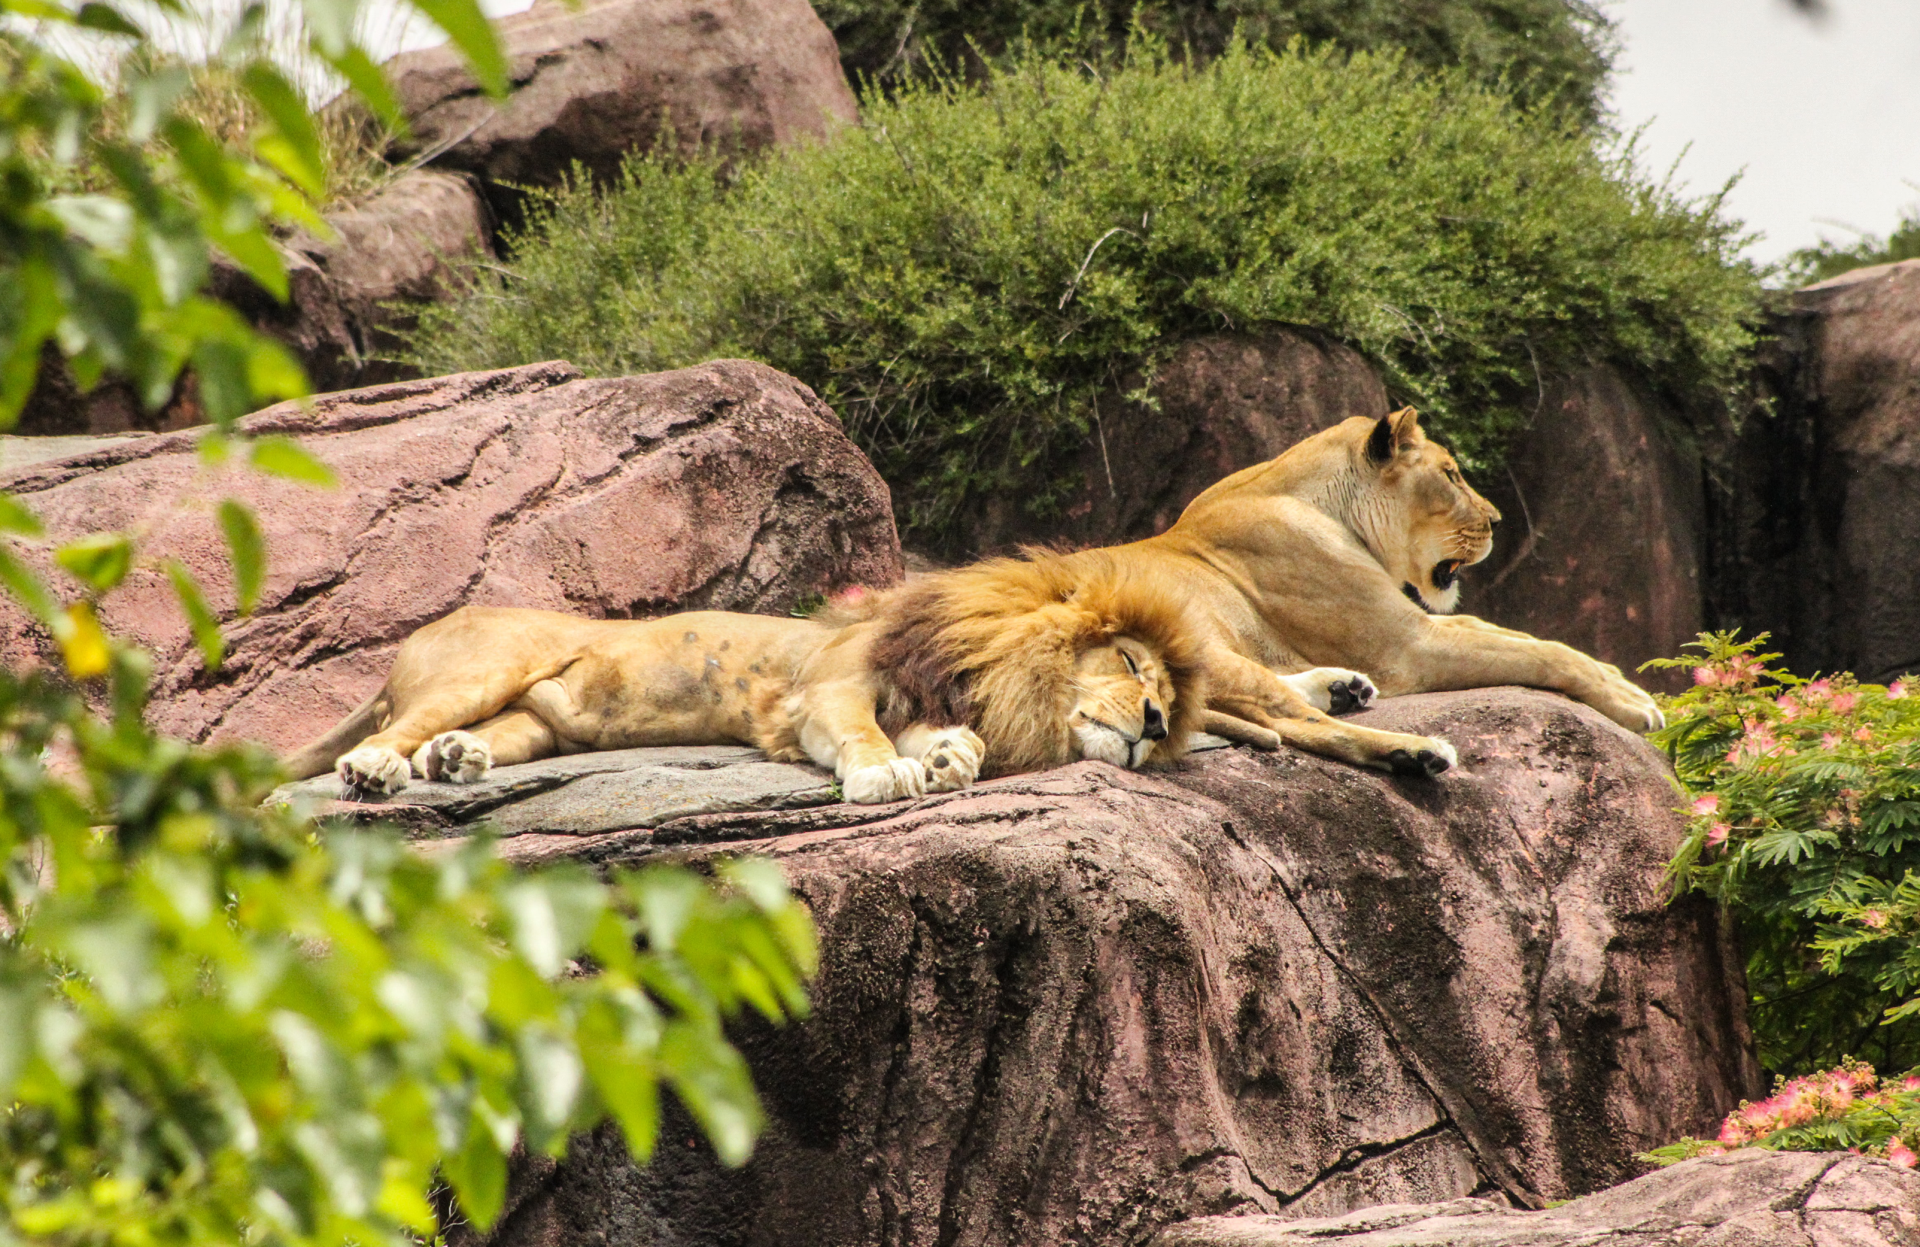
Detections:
[1710, 259, 1920, 685]
[1155, 1148, 1920, 1245]
[385, 0, 859, 190]
[1464, 367, 1705, 697]
[0, 359, 902, 751]
[447, 688, 1757, 1247]
[16, 169, 494, 433]
[214, 169, 495, 395]
[961, 327, 1387, 554]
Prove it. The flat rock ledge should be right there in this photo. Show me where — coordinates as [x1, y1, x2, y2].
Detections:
[1155, 1148, 1920, 1246]
[342, 686, 1759, 1247]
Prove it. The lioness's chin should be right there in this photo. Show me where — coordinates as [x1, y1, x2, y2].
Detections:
[1072, 722, 1150, 769]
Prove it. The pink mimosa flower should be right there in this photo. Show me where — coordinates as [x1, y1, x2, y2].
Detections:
[1890, 681, 1908, 700]
[1822, 732, 1842, 750]
[1691, 794, 1720, 817]
[1864, 909, 1889, 929]
[1831, 691, 1858, 715]
[1707, 822, 1730, 848]
[1892, 1138, 1918, 1169]
[1693, 666, 1721, 687]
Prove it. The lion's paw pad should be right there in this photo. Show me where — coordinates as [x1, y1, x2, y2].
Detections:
[1385, 738, 1458, 778]
[338, 745, 411, 795]
[843, 757, 928, 805]
[1288, 667, 1378, 715]
[922, 729, 985, 793]
[1327, 674, 1378, 715]
[413, 731, 492, 784]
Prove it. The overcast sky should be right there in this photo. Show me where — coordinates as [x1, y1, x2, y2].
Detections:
[417, 0, 1919, 266]
[1605, 0, 1920, 263]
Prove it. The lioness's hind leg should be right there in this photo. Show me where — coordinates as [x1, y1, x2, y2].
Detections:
[1282, 667, 1378, 715]
[412, 730, 492, 784]
[893, 724, 986, 793]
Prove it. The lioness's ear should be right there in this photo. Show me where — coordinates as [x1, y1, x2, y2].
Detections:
[1368, 407, 1423, 464]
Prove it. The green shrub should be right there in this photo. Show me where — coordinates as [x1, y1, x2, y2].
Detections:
[407, 43, 1761, 551]
[816, 0, 1616, 123]
[1783, 205, 1920, 288]
[1647, 633, 1920, 1075]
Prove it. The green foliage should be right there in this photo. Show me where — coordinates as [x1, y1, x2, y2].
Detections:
[1647, 633, 1920, 1074]
[816, 0, 1617, 123]
[1782, 204, 1920, 288]
[2, 9, 819, 1247]
[1640, 1060, 1920, 1168]
[0, 645, 817, 1247]
[407, 42, 1761, 551]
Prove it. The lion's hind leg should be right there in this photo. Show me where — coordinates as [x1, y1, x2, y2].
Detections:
[410, 707, 575, 785]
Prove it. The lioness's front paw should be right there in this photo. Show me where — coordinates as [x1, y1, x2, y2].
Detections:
[1285, 667, 1378, 715]
[843, 757, 928, 805]
[921, 728, 985, 793]
[412, 730, 493, 784]
[1592, 680, 1665, 733]
[1383, 737, 1458, 778]
[338, 745, 411, 795]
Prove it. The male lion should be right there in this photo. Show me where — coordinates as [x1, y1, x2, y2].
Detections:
[1044, 406, 1662, 774]
[285, 549, 1378, 804]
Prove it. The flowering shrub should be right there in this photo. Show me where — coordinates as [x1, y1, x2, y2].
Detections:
[1641, 1060, 1920, 1167]
[1646, 632, 1920, 1073]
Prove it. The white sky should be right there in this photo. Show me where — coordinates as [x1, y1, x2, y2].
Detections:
[385, 0, 1920, 265]
[1605, 0, 1920, 263]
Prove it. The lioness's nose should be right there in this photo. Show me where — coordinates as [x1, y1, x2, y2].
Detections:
[1142, 701, 1167, 741]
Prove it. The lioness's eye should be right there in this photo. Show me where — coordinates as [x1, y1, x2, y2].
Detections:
[1121, 650, 1140, 676]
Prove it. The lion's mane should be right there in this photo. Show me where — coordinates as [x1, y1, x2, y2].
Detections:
[852, 548, 1208, 777]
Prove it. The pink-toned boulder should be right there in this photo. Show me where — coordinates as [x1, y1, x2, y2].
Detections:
[1463, 366, 1705, 696]
[454, 688, 1759, 1247]
[960, 327, 1386, 553]
[214, 169, 495, 394]
[0, 359, 902, 750]
[384, 0, 859, 188]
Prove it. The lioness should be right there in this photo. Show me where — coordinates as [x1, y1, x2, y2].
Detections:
[1049, 406, 1662, 771]
[285, 548, 1385, 804]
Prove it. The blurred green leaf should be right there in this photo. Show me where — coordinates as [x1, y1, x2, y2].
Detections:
[54, 531, 133, 592]
[411, 0, 510, 96]
[216, 498, 265, 614]
[165, 558, 224, 667]
[250, 435, 336, 485]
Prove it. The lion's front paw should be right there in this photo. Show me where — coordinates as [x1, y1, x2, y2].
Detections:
[412, 730, 493, 784]
[921, 728, 985, 793]
[1286, 667, 1378, 715]
[1384, 736, 1458, 778]
[843, 757, 928, 805]
[338, 745, 411, 795]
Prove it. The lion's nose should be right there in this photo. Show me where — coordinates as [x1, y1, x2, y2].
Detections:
[1142, 701, 1167, 741]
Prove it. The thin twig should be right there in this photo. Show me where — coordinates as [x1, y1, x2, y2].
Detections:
[1059, 226, 1136, 310]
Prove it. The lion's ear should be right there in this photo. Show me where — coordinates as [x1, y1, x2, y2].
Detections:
[1368, 407, 1423, 464]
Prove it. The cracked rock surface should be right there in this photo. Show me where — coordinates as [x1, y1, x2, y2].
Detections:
[450, 687, 1759, 1247]
[1154, 1148, 1920, 1245]
[0, 359, 901, 750]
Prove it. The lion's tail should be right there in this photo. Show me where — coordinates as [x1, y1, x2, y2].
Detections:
[282, 689, 387, 780]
